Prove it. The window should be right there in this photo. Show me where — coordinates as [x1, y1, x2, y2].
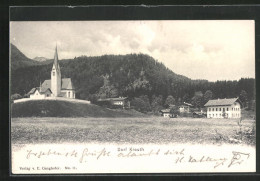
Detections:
[213, 114, 214, 117]
[209, 114, 211, 117]
[53, 72, 55, 76]
[219, 114, 221, 117]
[216, 108, 218, 111]
[213, 108, 214, 111]
[232, 108, 233, 111]
[219, 108, 221, 111]
[209, 108, 211, 111]
[227, 108, 229, 111]
[226, 113, 228, 117]
[68, 92, 70, 98]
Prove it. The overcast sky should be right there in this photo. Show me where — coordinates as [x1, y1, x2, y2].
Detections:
[10, 20, 255, 81]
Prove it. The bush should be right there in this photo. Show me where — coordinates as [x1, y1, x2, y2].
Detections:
[11, 93, 22, 101]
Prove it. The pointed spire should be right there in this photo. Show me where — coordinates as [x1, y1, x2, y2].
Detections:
[54, 44, 59, 69]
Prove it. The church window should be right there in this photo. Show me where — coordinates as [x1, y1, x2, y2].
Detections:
[53, 72, 55, 76]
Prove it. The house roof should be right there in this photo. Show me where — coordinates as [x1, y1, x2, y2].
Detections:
[97, 97, 128, 102]
[204, 98, 240, 107]
[41, 78, 74, 92]
[27, 87, 52, 95]
[160, 109, 171, 113]
[184, 102, 193, 106]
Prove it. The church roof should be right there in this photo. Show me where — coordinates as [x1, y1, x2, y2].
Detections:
[61, 78, 74, 90]
[41, 78, 75, 91]
[27, 87, 52, 95]
[204, 98, 240, 107]
[53, 45, 59, 69]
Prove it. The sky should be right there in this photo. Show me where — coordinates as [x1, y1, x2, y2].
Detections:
[10, 20, 255, 81]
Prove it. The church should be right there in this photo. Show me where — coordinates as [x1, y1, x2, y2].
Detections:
[28, 46, 75, 99]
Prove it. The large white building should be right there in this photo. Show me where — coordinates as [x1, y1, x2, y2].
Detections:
[204, 98, 242, 119]
[28, 46, 75, 99]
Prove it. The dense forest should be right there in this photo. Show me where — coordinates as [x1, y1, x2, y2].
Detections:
[11, 44, 255, 113]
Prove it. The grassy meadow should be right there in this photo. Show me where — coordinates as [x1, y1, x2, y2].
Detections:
[11, 117, 255, 146]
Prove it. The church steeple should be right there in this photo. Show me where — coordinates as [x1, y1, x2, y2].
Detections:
[53, 44, 59, 70]
[51, 45, 61, 97]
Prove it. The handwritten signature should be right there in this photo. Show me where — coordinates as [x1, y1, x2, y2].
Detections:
[25, 148, 251, 168]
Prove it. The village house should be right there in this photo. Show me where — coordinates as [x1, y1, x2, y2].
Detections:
[204, 98, 242, 119]
[159, 109, 172, 118]
[178, 102, 192, 113]
[28, 46, 75, 99]
[97, 97, 130, 109]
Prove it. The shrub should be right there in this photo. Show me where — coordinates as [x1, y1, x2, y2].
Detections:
[11, 93, 22, 101]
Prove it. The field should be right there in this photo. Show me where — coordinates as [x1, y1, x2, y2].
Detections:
[11, 117, 256, 146]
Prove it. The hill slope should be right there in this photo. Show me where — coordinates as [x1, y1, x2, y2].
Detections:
[11, 46, 255, 106]
[10, 44, 41, 70]
[11, 100, 145, 118]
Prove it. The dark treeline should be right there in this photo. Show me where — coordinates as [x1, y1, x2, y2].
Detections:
[11, 53, 255, 112]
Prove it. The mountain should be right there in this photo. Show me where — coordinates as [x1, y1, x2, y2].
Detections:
[33, 56, 49, 62]
[10, 46, 255, 110]
[10, 44, 41, 70]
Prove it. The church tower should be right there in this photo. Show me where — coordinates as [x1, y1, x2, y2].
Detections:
[51, 45, 61, 97]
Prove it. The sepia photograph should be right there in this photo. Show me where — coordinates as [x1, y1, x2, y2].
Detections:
[10, 20, 256, 174]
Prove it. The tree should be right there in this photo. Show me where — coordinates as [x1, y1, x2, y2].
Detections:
[183, 93, 190, 103]
[11, 93, 22, 101]
[239, 90, 248, 107]
[88, 94, 98, 104]
[151, 95, 163, 113]
[170, 106, 179, 117]
[139, 95, 151, 112]
[164, 95, 176, 107]
[191, 91, 204, 109]
[203, 90, 213, 105]
[131, 97, 149, 113]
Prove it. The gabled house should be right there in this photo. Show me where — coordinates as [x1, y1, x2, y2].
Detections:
[204, 98, 242, 118]
[159, 109, 172, 118]
[28, 87, 52, 99]
[97, 97, 130, 109]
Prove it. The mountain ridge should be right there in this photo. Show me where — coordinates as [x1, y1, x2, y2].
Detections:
[10, 44, 255, 109]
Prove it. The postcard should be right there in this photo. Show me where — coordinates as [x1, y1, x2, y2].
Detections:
[10, 19, 256, 174]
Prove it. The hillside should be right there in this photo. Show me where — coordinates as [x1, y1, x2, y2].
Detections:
[11, 45, 255, 111]
[10, 44, 41, 70]
[11, 100, 145, 118]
